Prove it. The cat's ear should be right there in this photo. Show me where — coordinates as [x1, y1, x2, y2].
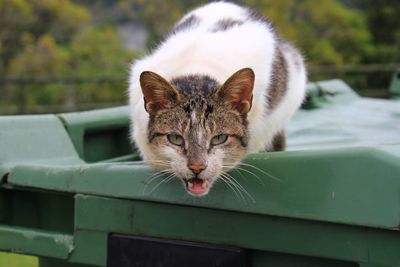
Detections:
[140, 71, 182, 114]
[215, 68, 255, 113]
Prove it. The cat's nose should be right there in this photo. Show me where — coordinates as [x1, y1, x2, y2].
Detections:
[188, 163, 206, 174]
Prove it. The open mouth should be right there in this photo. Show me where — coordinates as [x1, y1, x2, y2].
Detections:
[185, 178, 209, 196]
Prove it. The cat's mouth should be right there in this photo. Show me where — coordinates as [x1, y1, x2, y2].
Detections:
[185, 178, 210, 196]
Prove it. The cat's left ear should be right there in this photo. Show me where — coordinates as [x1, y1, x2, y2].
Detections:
[215, 68, 255, 113]
[140, 71, 182, 114]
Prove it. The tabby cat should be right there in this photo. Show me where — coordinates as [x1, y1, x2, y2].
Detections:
[129, 2, 306, 196]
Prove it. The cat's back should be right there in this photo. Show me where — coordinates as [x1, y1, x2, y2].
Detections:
[174, 1, 248, 31]
[129, 2, 306, 153]
[130, 2, 276, 84]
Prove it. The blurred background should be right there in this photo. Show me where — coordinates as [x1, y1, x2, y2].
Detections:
[0, 0, 399, 116]
[0, 0, 399, 266]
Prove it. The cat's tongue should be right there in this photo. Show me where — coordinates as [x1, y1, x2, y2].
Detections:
[187, 178, 208, 195]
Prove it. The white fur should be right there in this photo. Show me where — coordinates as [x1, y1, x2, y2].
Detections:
[129, 2, 306, 162]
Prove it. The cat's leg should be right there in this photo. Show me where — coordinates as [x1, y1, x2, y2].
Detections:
[266, 130, 286, 151]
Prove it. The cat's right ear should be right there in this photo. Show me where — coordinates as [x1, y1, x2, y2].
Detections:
[215, 68, 255, 114]
[140, 71, 182, 114]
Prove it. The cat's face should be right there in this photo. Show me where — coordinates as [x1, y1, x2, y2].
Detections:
[140, 68, 254, 196]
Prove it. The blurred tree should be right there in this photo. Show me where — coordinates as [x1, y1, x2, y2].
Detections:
[354, 0, 400, 63]
[242, 0, 373, 65]
[68, 27, 134, 76]
[0, 0, 34, 73]
[8, 34, 69, 76]
[0, 0, 90, 74]
[5, 26, 135, 107]
[68, 26, 136, 103]
[117, 0, 205, 48]
[1, 0, 396, 112]
[1, 0, 136, 111]
[29, 0, 91, 43]
[117, 0, 373, 65]
[6, 34, 69, 107]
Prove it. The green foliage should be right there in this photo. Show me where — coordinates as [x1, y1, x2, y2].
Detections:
[0, 252, 37, 267]
[358, 0, 400, 62]
[118, 0, 374, 65]
[6, 34, 69, 106]
[0, 0, 90, 73]
[117, 0, 205, 47]
[68, 26, 135, 104]
[68, 27, 135, 76]
[243, 0, 372, 65]
[0, 0, 135, 112]
[0, 0, 33, 73]
[8, 34, 69, 76]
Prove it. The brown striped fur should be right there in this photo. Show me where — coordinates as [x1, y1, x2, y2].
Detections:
[267, 44, 288, 111]
[270, 130, 286, 151]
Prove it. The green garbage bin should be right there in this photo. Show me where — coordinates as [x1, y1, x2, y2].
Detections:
[1, 80, 400, 267]
[389, 68, 400, 99]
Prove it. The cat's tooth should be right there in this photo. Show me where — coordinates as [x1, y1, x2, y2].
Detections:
[188, 181, 193, 189]
[201, 181, 208, 189]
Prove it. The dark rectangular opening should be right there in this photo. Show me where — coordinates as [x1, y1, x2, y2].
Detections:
[83, 126, 140, 162]
[107, 234, 248, 267]
[0, 188, 74, 234]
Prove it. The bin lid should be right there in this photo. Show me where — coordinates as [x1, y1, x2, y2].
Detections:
[2, 79, 400, 229]
[288, 80, 400, 150]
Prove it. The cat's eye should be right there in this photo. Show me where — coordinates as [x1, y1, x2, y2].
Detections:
[167, 133, 184, 146]
[211, 134, 228, 146]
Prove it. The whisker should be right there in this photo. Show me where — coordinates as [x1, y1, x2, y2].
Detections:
[238, 162, 282, 182]
[232, 168, 246, 181]
[147, 173, 176, 195]
[222, 171, 255, 203]
[224, 165, 265, 186]
[221, 171, 256, 204]
[145, 169, 174, 185]
[142, 169, 175, 195]
[144, 160, 171, 167]
[145, 159, 171, 163]
[218, 173, 242, 201]
[224, 162, 281, 184]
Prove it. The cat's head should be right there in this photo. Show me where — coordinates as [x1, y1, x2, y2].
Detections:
[140, 68, 254, 196]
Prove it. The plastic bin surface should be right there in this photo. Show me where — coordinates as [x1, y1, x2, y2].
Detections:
[1, 80, 400, 267]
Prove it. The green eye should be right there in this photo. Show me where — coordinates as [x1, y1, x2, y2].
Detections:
[211, 134, 228, 146]
[167, 133, 184, 146]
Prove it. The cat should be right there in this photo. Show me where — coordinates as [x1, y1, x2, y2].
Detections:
[128, 2, 306, 196]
